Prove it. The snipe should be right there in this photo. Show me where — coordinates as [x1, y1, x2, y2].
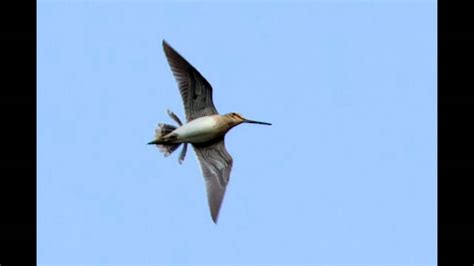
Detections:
[148, 40, 271, 223]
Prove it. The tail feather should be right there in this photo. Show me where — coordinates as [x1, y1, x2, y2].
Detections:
[155, 123, 176, 139]
[178, 143, 188, 164]
[151, 123, 181, 157]
[149, 110, 187, 164]
[157, 143, 182, 157]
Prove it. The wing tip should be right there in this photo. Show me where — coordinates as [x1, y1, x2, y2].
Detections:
[162, 39, 171, 52]
[161, 39, 187, 68]
[163, 39, 177, 57]
[211, 211, 219, 224]
[209, 194, 224, 224]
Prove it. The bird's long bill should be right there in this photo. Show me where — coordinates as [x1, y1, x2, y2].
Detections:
[243, 119, 272, 126]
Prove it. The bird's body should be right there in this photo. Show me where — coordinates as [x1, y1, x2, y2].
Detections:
[160, 115, 229, 144]
[149, 40, 271, 223]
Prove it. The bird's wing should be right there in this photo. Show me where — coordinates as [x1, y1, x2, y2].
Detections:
[192, 137, 233, 223]
[162, 40, 219, 122]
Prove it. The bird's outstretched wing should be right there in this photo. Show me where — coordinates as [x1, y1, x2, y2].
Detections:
[163, 40, 219, 122]
[192, 137, 233, 223]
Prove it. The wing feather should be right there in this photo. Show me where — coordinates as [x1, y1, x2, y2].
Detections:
[192, 138, 233, 223]
[162, 40, 218, 121]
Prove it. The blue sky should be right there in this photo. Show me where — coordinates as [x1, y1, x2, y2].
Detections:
[38, 1, 436, 265]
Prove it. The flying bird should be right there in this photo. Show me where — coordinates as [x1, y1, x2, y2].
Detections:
[148, 40, 271, 223]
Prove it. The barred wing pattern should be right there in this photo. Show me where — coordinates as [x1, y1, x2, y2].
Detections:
[192, 138, 233, 223]
[163, 40, 219, 122]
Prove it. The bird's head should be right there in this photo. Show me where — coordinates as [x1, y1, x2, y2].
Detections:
[225, 112, 272, 127]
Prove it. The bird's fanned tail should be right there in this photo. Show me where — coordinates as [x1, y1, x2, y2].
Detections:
[149, 123, 181, 157]
[149, 110, 188, 164]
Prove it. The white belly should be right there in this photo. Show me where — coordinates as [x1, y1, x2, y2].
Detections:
[172, 116, 222, 143]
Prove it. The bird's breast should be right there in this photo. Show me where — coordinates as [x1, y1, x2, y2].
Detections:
[172, 116, 227, 143]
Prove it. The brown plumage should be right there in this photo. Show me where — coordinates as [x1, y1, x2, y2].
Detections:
[149, 40, 271, 223]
